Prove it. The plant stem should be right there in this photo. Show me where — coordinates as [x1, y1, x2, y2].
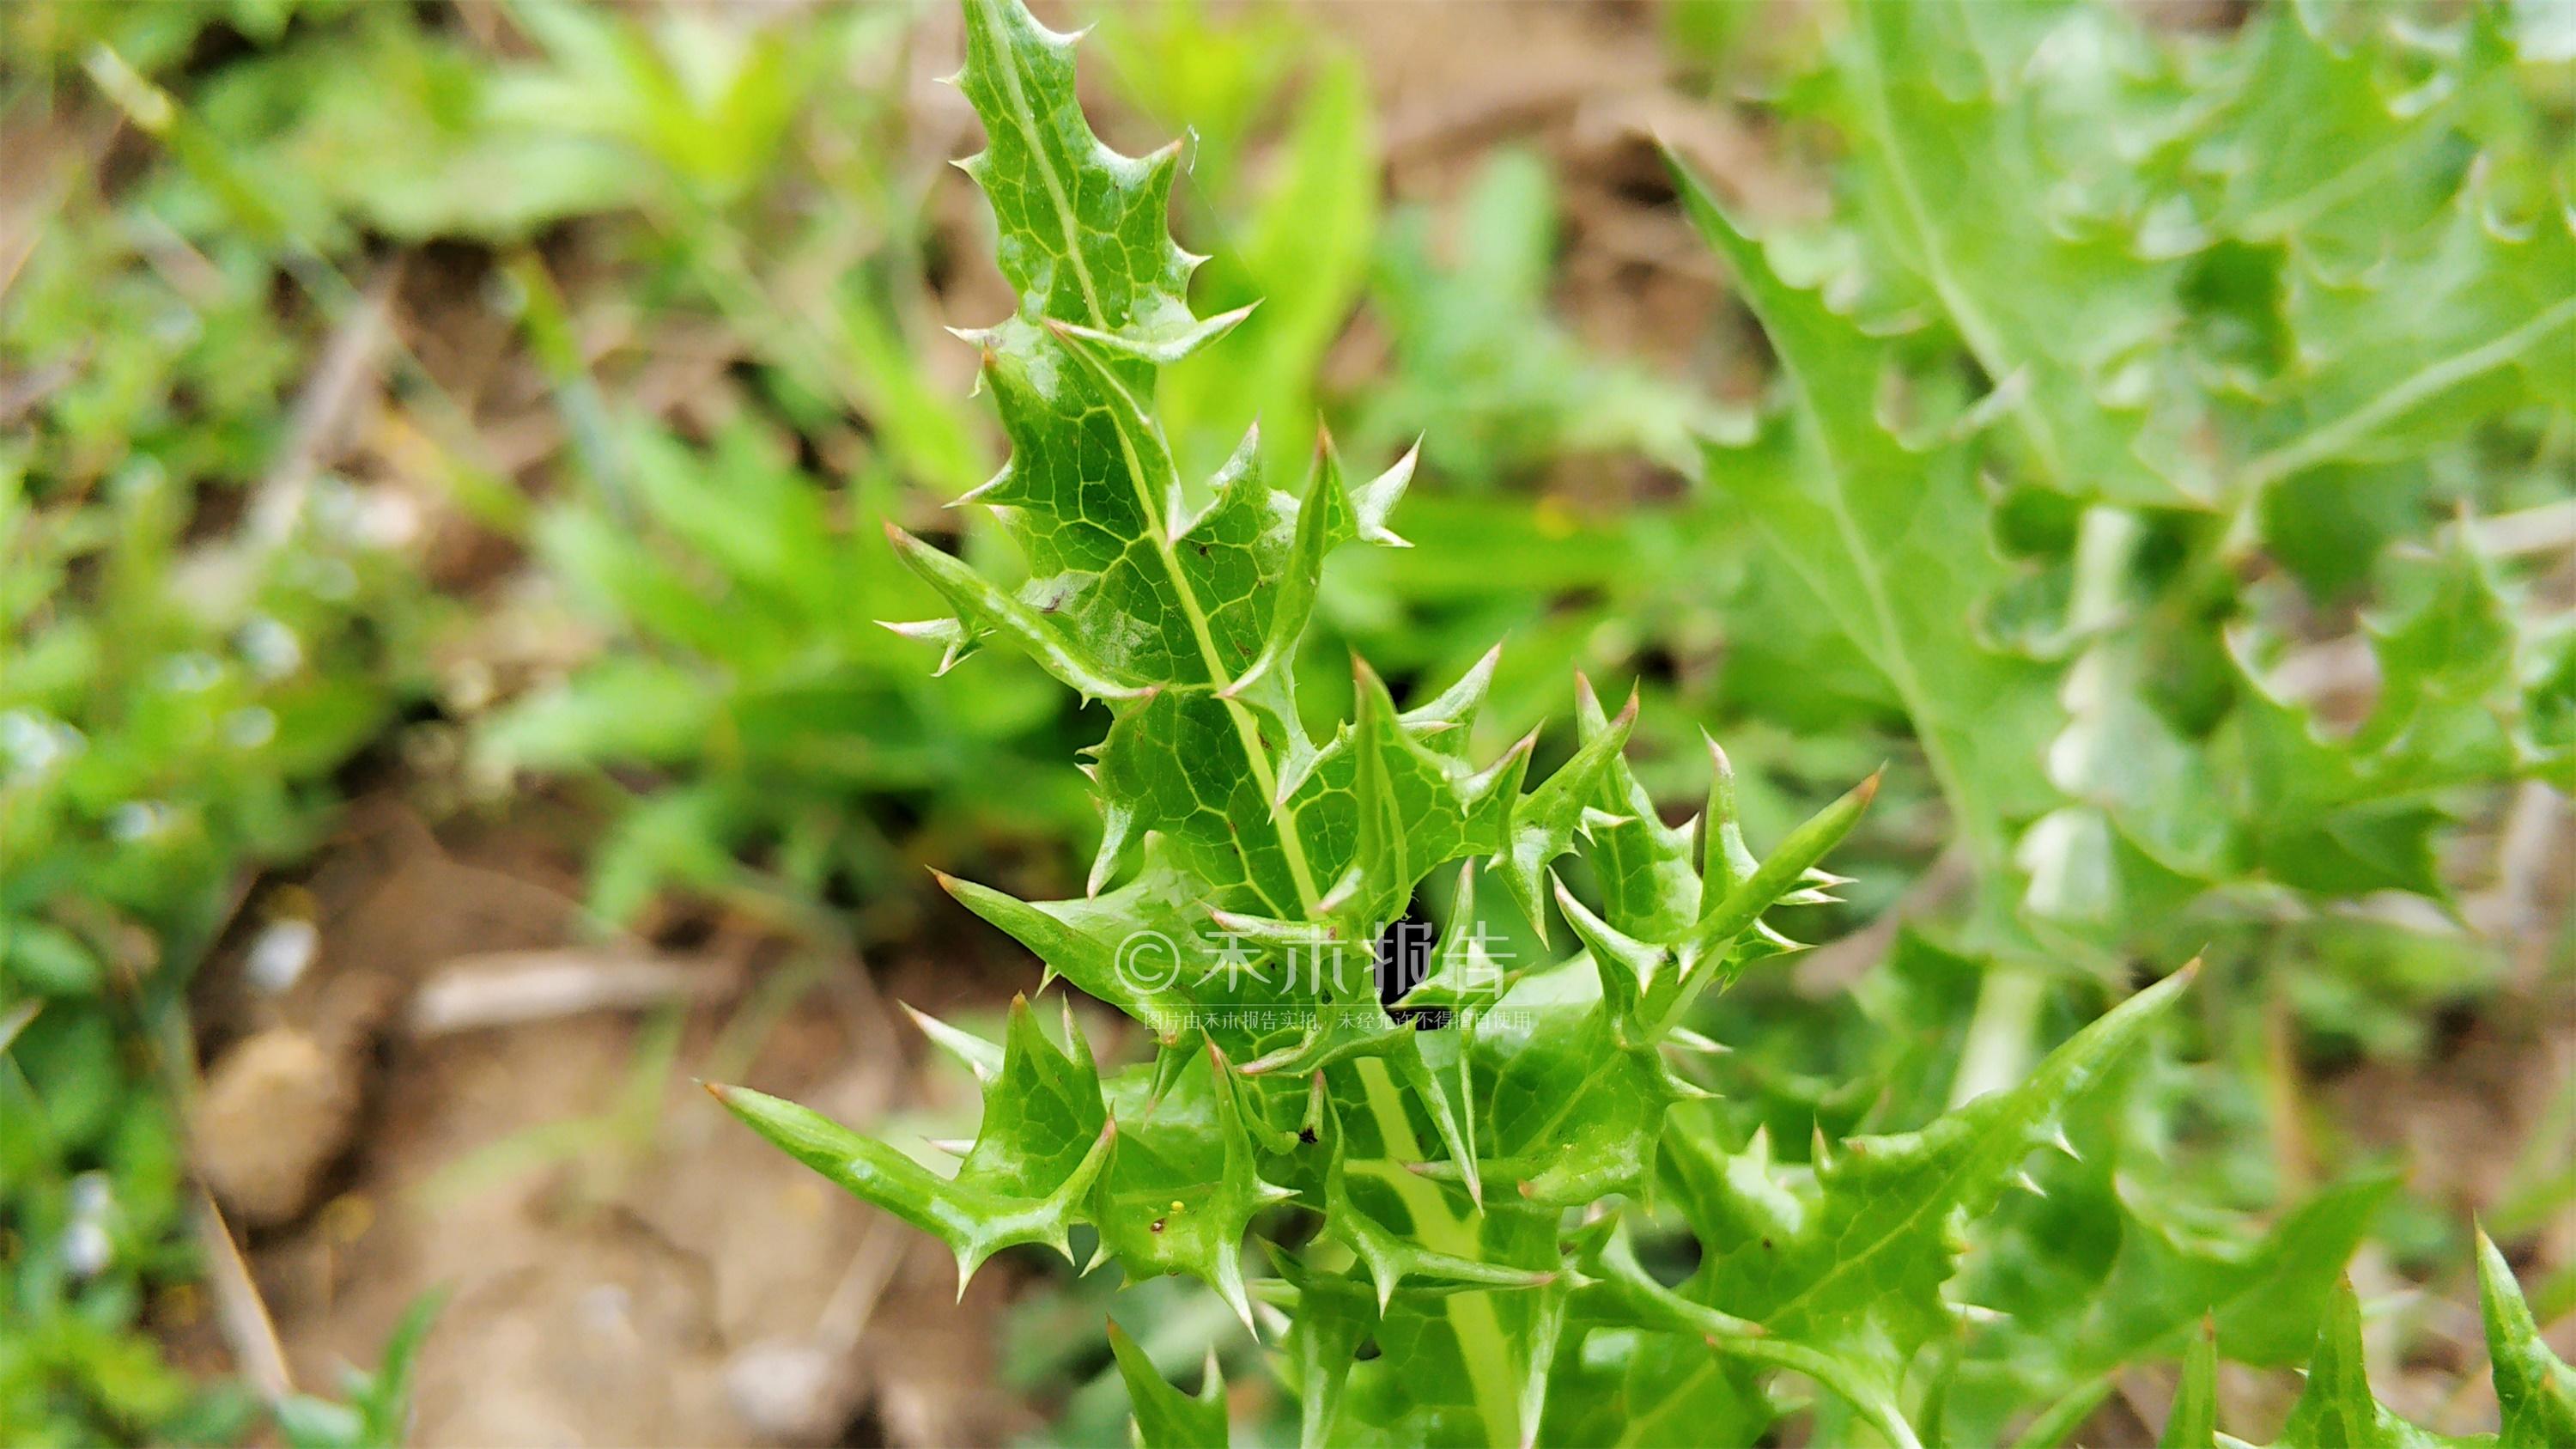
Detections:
[1355, 1057, 1518, 1449]
[1949, 505, 2138, 1107]
[1950, 960, 2045, 1106]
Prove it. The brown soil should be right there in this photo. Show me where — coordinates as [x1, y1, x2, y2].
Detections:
[185, 800, 1048, 1447]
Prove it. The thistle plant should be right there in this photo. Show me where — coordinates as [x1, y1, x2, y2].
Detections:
[708, 3, 2574, 1446]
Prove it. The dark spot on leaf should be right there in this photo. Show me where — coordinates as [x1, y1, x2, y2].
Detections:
[1151, 1219, 1166, 1233]
[1379, 907, 1453, 1029]
[1645, 1235, 1701, 1288]
[1375, 911, 1436, 1008]
[1297, 1127, 1317, 1145]
[1761, 1237, 1774, 1251]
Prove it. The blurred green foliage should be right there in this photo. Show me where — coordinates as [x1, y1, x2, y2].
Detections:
[8, 5, 425, 1436]
[1, 0, 2569, 1441]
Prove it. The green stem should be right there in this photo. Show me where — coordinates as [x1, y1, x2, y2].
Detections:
[1355, 1058, 1517, 1448]
[1949, 505, 2136, 1107]
[1951, 961, 2045, 1107]
[2008, 1373, 2116, 1449]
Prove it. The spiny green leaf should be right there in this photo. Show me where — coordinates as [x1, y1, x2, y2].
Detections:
[901, 1002, 1005, 1083]
[2183, 6, 2573, 492]
[1571, 675, 1699, 945]
[1490, 681, 1637, 940]
[2160, 1320, 2219, 1449]
[884, 522, 1149, 702]
[696, 9, 2150, 1448]
[2477, 1231, 2576, 1449]
[1639, 768, 1880, 1034]
[2272, 1279, 2486, 1449]
[1222, 434, 1349, 703]
[2196, 3, 2497, 271]
[1318, 1081, 1559, 1312]
[1266, 1251, 1380, 1449]
[1954, 1166, 2401, 1448]
[963, 995, 1109, 1198]
[1473, 961, 1675, 1209]
[2229, 533, 2561, 898]
[934, 864, 1200, 1040]
[953, 0, 1200, 351]
[1090, 1045, 1298, 1336]
[1579, 1223, 1921, 1449]
[2242, 187, 2576, 491]
[705, 1069, 1113, 1293]
[1106, 1318, 1230, 1449]
[1686, 963, 2196, 1382]
[2072, 1170, 2399, 1400]
[1668, 146, 2061, 892]
[1831, 0, 2204, 505]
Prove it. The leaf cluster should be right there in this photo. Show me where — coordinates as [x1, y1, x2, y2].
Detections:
[706, 7, 2521, 1446]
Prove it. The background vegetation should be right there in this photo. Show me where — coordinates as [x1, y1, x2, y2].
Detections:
[1, 0, 2568, 1444]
